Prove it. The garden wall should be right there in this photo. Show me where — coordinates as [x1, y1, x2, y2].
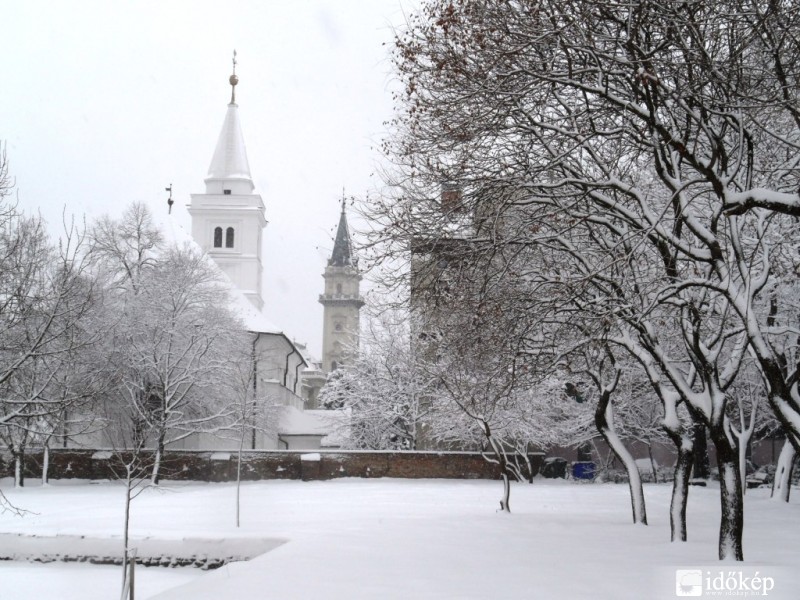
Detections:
[0, 449, 545, 483]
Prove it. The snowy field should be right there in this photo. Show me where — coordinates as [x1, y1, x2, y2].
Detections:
[0, 477, 798, 599]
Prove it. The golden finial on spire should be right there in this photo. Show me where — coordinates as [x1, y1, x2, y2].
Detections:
[229, 49, 239, 104]
[341, 186, 347, 213]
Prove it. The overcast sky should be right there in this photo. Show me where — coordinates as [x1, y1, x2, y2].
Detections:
[1, 0, 413, 358]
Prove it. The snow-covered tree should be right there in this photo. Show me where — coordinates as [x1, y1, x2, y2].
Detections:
[89, 202, 162, 293]
[318, 307, 434, 450]
[725, 363, 782, 496]
[0, 206, 99, 487]
[572, 344, 650, 525]
[89, 204, 248, 484]
[112, 246, 245, 483]
[369, 0, 800, 560]
[413, 272, 563, 512]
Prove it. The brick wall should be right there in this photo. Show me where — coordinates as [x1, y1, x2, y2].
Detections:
[0, 449, 544, 483]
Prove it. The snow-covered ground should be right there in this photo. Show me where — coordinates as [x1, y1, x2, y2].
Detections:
[1, 477, 798, 599]
[0, 562, 201, 600]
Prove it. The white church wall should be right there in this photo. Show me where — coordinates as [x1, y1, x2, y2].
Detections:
[262, 381, 305, 411]
[255, 333, 306, 398]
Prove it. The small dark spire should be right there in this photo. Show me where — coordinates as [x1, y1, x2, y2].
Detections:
[329, 196, 354, 267]
[165, 184, 174, 214]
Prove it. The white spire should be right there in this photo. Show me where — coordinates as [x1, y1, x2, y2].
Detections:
[204, 103, 254, 195]
[188, 53, 267, 313]
[204, 54, 254, 195]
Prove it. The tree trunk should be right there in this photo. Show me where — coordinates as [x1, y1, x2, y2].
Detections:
[14, 452, 23, 488]
[13, 446, 26, 488]
[484, 425, 511, 513]
[500, 472, 511, 513]
[691, 416, 710, 480]
[128, 548, 136, 600]
[738, 434, 748, 497]
[120, 468, 133, 600]
[42, 442, 50, 486]
[772, 440, 796, 503]
[665, 430, 693, 542]
[62, 410, 69, 448]
[647, 443, 658, 484]
[519, 450, 534, 483]
[236, 421, 245, 528]
[151, 430, 166, 486]
[731, 399, 757, 497]
[150, 447, 161, 486]
[595, 394, 647, 524]
[709, 425, 744, 561]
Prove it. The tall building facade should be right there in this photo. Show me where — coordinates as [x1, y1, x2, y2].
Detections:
[319, 202, 364, 373]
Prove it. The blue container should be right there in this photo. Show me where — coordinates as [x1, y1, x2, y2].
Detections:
[572, 461, 596, 480]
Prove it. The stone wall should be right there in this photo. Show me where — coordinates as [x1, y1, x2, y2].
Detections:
[0, 449, 544, 483]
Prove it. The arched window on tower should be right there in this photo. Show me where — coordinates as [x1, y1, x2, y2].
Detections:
[213, 227, 223, 248]
[331, 360, 338, 371]
[225, 227, 235, 248]
[336, 283, 342, 295]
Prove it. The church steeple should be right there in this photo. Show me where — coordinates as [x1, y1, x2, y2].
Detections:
[329, 198, 355, 267]
[319, 198, 364, 373]
[204, 53, 253, 196]
[188, 54, 267, 312]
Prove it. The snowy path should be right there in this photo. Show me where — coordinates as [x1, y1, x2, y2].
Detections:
[1, 478, 798, 599]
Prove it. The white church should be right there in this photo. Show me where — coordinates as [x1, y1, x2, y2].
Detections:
[174, 61, 359, 451]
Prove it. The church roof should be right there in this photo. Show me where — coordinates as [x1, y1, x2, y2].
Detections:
[206, 102, 253, 186]
[329, 204, 355, 267]
[154, 209, 282, 336]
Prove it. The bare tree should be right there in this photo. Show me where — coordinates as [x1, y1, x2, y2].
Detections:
[89, 202, 162, 292]
[95, 385, 157, 600]
[219, 341, 281, 528]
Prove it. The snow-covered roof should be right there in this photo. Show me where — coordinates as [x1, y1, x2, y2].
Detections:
[226, 288, 283, 335]
[293, 341, 324, 374]
[152, 209, 283, 336]
[278, 406, 350, 447]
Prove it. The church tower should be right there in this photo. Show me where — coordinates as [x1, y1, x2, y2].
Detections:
[319, 200, 364, 372]
[188, 54, 267, 311]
